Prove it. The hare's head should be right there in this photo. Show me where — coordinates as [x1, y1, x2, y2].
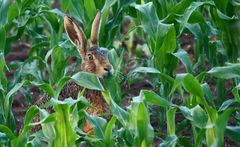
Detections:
[64, 11, 114, 78]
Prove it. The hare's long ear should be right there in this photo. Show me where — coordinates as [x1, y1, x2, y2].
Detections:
[64, 16, 87, 57]
[91, 10, 101, 48]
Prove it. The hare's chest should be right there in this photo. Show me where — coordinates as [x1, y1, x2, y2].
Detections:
[60, 81, 108, 114]
[84, 89, 105, 114]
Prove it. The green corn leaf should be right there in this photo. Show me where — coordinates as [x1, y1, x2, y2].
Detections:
[12, 106, 54, 146]
[4, 82, 24, 121]
[101, 0, 117, 36]
[31, 82, 54, 98]
[71, 71, 104, 91]
[69, 0, 85, 23]
[159, 135, 178, 147]
[84, 0, 96, 20]
[214, 109, 234, 146]
[55, 76, 71, 98]
[179, 105, 208, 129]
[137, 102, 154, 147]
[18, 56, 46, 82]
[0, 125, 16, 140]
[0, 52, 7, 91]
[180, 73, 204, 99]
[0, 27, 6, 52]
[172, 49, 193, 73]
[167, 107, 177, 136]
[132, 66, 160, 74]
[201, 83, 214, 104]
[50, 46, 67, 85]
[154, 22, 176, 71]
[140, 90, 172, 107]
[178, 136, 193, 147]
[208, 64, 240, 79]
[109, 97, 129, 127]
[163, 0, 194, 23]
[0, 0, 9, 28]
[191, 105, 208, 129]
[59, 0, 70, 12]
[179, 1, 214, 33]
[52, 104, 76, 147]
[226, 126, 240, 144]
[85, 113, 107, 139]
[104, 116, 117, 147]
[135, 2, 159, 38]
[218, 99, 237, 112]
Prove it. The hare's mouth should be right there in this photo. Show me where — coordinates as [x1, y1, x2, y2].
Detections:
[103, 69, 114, 77]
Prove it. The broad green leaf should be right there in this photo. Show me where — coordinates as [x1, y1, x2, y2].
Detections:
[191, 105, 208, 129]
[140, 90, 172, 107]
[155, 22, 176, 54]
[180, 105, 208, 129]
[55, 76, 71, 98]
[101, 0, 117, 38]
[208, 64, 240, 79]
[84, 0, 96, 19]
[12, 106, 54, 146]
[43, 11, 60, 34]
[214, 109, 234, 146]
[0, 125, 16, 140]
[179, 1, 214, 33]
[52, 104, 76, 147]
[50, 46, 67, 85]
[0, 27, 6, 52]
[7, 2, 18, 24]
[19, 57, 46, 82]
[172, 0, 194, 13]
[212, 0, 229, 12]
[159, 135, 178, 147]
[20, 0, 36, 13]
[154, 22, 176, 71]
[178, 137, 193, 147]
[180, 73, 204, 99]
[4, 82, 24, 120]
[163, 0, 194, 23]
[104, 116, 117, 147]
[59, 0, 70, 12]
[71, 72, 104, 91]
[0, 0, 9, 28]
[167, 107, 177, 136]
[179, 106, 192, 120]
[31, 82, 54, 98]
[24, 106, 41, 125]
[69, 0, 85, 26]
[137, 102, 154, 147]
[49, 8, 65, 17]
[172, 49, 192, 73]
[226, 126, 240, 144]
[135, 2, 159, 38]
[218, 99, 237, 112]
[132, 67, 160, 74]
[86, 113, 107, 139]
[201, 83, 214, 104]
[0, 52, 7, 90]
[188, 10, 204, 23]
[109, 98, 128, 127]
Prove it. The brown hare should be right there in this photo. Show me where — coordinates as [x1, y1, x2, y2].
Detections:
[34, 10, 114, 134]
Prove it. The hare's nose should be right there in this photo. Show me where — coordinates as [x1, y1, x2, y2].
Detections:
[104, 65, 112, 72]
[104, 64, 114, 75]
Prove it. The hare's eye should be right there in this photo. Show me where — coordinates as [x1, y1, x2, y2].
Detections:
[87, 54, 93, 60]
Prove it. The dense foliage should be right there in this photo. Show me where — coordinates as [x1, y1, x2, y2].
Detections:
[0, 0, 240, 146]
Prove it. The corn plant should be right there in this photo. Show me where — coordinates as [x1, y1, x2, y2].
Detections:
[0, 0, 240, 147]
